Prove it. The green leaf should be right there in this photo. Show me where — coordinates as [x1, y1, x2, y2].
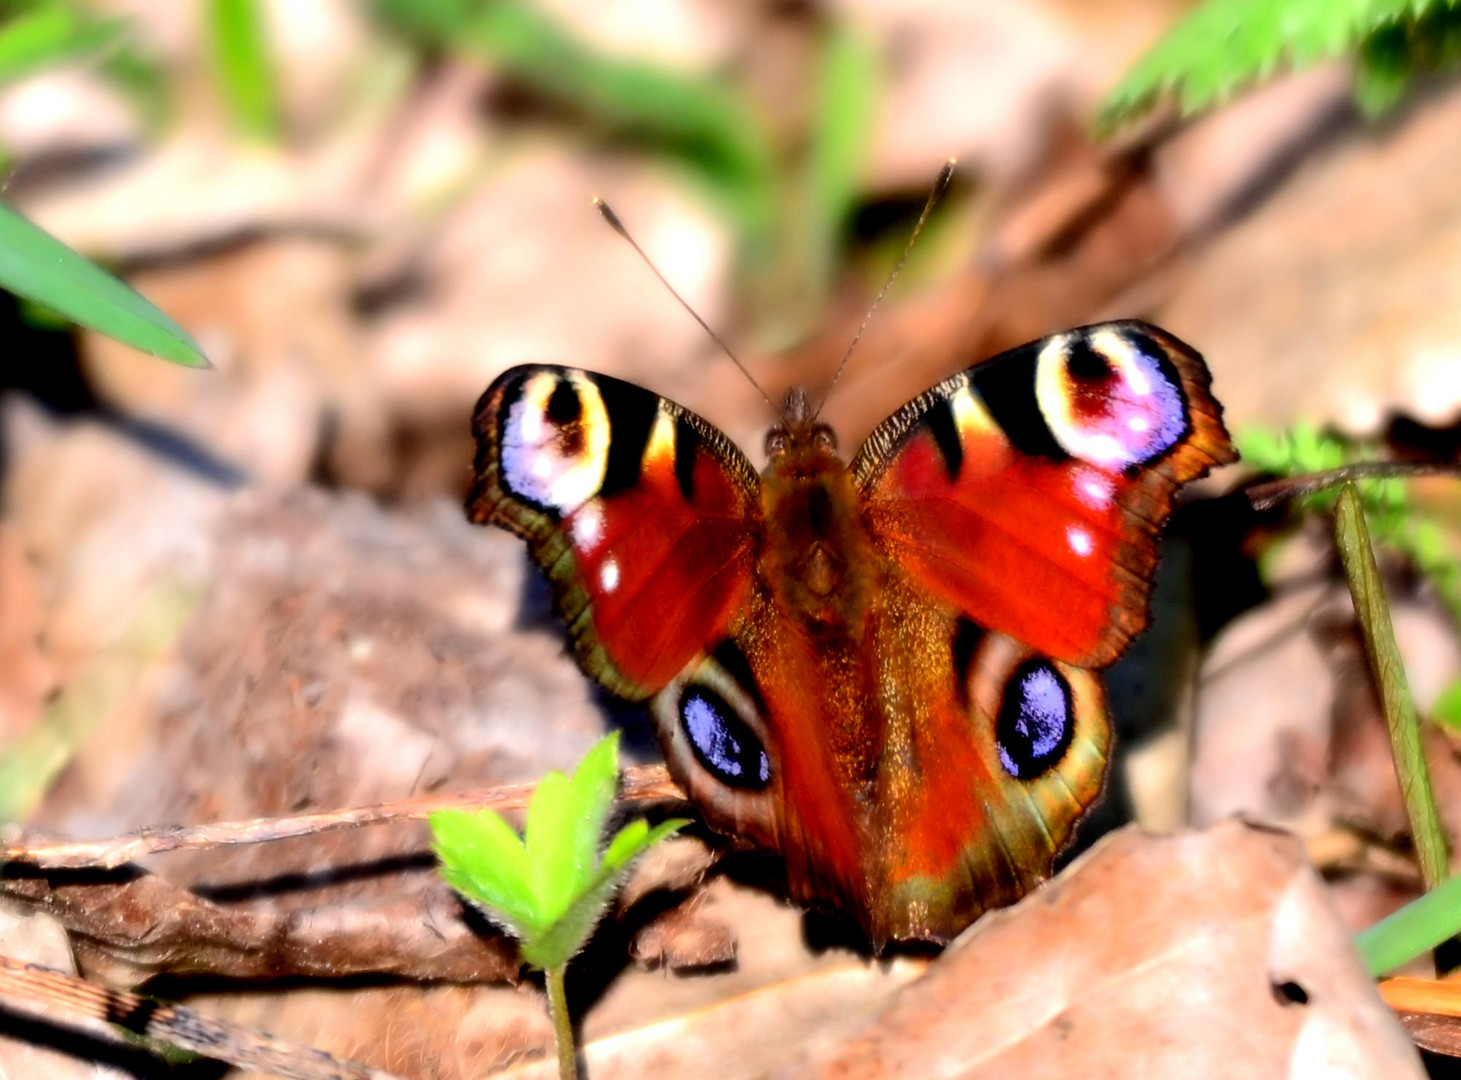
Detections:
[520, 818, 685, 970]
[1435, 677, 1461, 733]
[525, 733, 622, 923]
[0, 202, 207, 367]
[431, 807, 542, 936]
[524, 770, 576, 923]
[519, 871, 619, 970]
[205, 0, 279, 143]
[1096, 0, 1461, 134]
[603, 817, 689, 875]
[1358, 867, 1461, 975]
[0, 3, 128, 87]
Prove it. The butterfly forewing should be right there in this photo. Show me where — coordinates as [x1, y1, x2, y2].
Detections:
[468, 365, 762, 699]
[853, 321, 1236, 669]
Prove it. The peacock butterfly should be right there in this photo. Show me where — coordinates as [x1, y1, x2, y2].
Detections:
[466, 319, 1234, 944]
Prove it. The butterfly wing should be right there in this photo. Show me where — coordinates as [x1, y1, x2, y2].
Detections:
[825, 321, 1236, 939]
[468, 366, 762, 700]
[853, 320, 1236, 669]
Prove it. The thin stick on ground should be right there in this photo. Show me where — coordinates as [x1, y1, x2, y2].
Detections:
[1, 764, 683, 870]
[0, 954, 407, 1080]
[1245, 461, 1461, 512]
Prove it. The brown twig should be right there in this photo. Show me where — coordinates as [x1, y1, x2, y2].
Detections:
[2, 765, 683, 871]
[1244, 461, 1461, 511]
[0, 953, 408, 1080]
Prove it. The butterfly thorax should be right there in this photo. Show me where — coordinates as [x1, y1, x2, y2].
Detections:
[759, 389, 878, 638]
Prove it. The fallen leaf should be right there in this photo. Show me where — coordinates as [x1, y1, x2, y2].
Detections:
[807, 821, 1422, 1078]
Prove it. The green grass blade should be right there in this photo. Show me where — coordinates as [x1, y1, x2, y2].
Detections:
[1334, 482, 1450, 889]
[371, 0, 776, 239]
[0, 3, 125, 86]
[205, 0, 279, 143]
[1358, 870, 1461, 975]
[0, 202, 207, 367]
[796, 21, 878, 309]
[0, 4, 77, 84]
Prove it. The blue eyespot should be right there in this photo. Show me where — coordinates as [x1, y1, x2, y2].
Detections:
[996, 661, 1074, 780]
[681, 686, 771, 790]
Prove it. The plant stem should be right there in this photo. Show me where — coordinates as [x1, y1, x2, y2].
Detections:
[545, 964, 577, 1080]
[1334, 483, 1450, 888]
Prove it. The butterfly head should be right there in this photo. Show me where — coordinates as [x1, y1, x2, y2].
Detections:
[765, 388, 839, 466]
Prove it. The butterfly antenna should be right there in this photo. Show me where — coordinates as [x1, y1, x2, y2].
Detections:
[811, 159, 956, 421]
[594, 197, 777, 415]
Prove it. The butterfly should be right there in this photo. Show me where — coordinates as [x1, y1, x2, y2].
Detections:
[466, 320, 1235, 944]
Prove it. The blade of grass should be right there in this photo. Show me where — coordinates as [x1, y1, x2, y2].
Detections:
[0, 2, 128, 86]
[1358, 870, 1461, 976]
[796, 21, 878, 311]
[0, 202, 207, 367]
[372, 0, 775, 241]
[205, 0, 279, 143]
[1334, 482, 1449, 889]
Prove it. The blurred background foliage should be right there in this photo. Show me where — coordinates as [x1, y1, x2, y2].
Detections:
[3, 2, 1461, 1070]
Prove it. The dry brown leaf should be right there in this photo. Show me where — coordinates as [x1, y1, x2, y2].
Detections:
[1156, 80, 1461, 433]
[0, 525, 56, 743]
[806, 821, 1421, 1078]
[1, 867, 520, 986]
[496, 960, 926, 1080]
[0, 901, 131, 1080]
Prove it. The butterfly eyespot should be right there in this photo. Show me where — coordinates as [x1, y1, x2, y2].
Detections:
[546, 378, 582, 424]
[680, 685, 772, 790]
[995, 660, 1075, 780]
[1035, 327, 1188, 470]
[499, 372, 611, 514]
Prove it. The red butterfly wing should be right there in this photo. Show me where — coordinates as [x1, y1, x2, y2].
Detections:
[853, 321, 1236, 669]
[467, 366, 761, 699]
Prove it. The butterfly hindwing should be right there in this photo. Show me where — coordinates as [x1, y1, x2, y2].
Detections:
[853, 320, 1236, 669]
[468, 366, 762, 699]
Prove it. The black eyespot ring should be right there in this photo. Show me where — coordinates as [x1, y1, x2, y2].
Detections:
[680, 685, 771, 790]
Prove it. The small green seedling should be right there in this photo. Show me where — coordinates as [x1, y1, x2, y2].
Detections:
[431, 732, 686, 1080]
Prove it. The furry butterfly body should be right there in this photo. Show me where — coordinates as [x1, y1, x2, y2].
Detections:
[468, 320, 1234, 944]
